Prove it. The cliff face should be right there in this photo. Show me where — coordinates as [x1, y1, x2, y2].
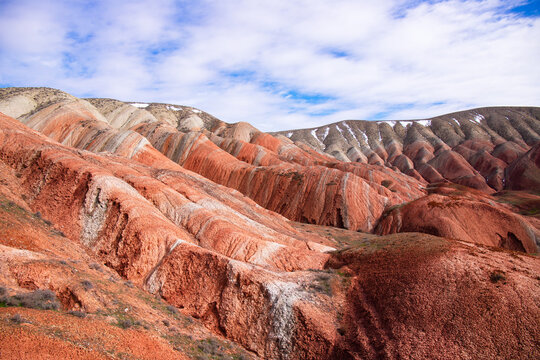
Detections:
[0, 87, 539, 360]
[274, 107, 540, 193]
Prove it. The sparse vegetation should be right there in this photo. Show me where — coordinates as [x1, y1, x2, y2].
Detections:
[117, 318, 134, 329]
[1, 289, 60, 310]
[197, 338, 221, 356]
[166, 304, 179, 315]
[308, 273, 332, 295]
[10, 313, 30, 324]
[165, 333, 253, 360]
[81, 280, 94, 291]
[490, 270, 506, 283]
[68, 310, 87, 318]
[89, 262, 102, 271]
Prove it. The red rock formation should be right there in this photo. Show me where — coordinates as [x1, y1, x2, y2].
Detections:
[327, 233, 540, 360]
[505, 142, 540, 191]
[1, 88, 539, 360]
[375, 183, 540, 253]
[0, 88, 426, 232]
[0, 112, 341, 358]
[131, 120, 422, 232]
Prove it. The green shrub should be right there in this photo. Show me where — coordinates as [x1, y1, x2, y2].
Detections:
[68, 310, 86, 318]
[166, 305, 179, 315]
[10, 313, 30, 324]
[81, 280, 94, 291]
[490, 270, 506, 283]
[117, 319, 134, 329]
[11, 289, 60, 310]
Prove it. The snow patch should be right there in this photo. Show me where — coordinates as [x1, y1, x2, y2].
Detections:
[399, 121, 413, 127]
[416, 120, 431, 126]
[472, 113, 484, 124]
[336, 125, 345, 138]
[322, 126, 329, 140]
[191, 108, 202, 114]
[286, 132, 292, 138]
[342, 122, 360, 144]
[377, 120, 397, 127]
[360, 131, 368, 143]
[131, 103, 149, 108]
[311, 129, 324, 147]
[166, 105, 182, 111]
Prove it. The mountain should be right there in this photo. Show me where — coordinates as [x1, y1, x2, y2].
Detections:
[273, 107, 540, 193]
[0, 87, 539, 359]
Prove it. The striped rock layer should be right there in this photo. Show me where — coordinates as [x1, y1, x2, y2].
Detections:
[0, 87, 539, 359]
[275, 107, 540, 193]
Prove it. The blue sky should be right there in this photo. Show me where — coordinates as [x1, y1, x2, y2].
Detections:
[0, 0, 539, 131]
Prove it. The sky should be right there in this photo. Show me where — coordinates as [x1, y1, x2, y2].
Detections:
[0, 0, 539, 131]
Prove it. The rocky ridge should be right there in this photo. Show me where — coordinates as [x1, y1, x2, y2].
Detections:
[274, 107, 540, 193]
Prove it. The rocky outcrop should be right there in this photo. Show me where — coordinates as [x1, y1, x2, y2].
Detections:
[4, 90, 422, 232]
[0, 88, 426, 232]
[131, 121, 424, 232]
[0, 111, 341, 358]
[375, 183, 540, 253]
[505, 142, 540, 191]
[275, 108, 540, 193]
[327, 233, 540, 360]
[0, 112, 334, 273]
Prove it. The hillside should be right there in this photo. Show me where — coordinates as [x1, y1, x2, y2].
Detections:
[0, 87, 538, 359]
[274, 107, 540, 192]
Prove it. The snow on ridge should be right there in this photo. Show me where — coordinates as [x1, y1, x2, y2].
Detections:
[192, 108, 202, 114]
[131, 103, 149, 108]
[286, 132, 292, 138]
[360, 130, 368, 143]
[323, 127, 329, 140]
[167, 105, 182, 111]
[342, 122, 360, 145]
[311, 129, 324, 146]
[472, 113, 484, 124]
[376, 120, 397, 127]
[336, 124, 345, 138]
[398, 121, 413, 127]
[416, 119, 431, 126]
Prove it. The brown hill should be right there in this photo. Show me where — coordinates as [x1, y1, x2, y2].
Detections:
[274, 107, 540, 193]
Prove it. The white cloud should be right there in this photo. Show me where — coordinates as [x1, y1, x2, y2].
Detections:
[0, 0, 539, 131]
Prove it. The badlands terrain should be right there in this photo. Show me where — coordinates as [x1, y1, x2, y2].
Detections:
[0, 87, 538, 359]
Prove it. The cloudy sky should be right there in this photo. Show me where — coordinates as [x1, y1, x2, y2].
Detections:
[1, 0, 539, 131]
